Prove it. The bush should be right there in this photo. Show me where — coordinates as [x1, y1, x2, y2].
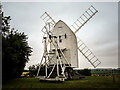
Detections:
[78, 69, 91, 76]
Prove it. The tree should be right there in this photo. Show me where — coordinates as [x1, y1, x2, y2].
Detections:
[28, 64, 45, 77]
[28, 65, 37, 77]
[1, 10, 32, 83]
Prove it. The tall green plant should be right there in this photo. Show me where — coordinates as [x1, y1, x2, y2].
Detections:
[2, 11, 32, 83]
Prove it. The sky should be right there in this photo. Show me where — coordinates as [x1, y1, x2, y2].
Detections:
[2, 2, 118, 69]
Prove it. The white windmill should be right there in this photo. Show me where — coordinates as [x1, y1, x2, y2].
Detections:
[36, 5, 101, 82]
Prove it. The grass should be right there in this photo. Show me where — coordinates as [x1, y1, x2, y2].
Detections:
[2, 76, 120, 88]
[91, 70, 120, 75]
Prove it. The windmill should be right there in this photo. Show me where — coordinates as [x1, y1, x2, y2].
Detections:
[36, 5, 101, 82]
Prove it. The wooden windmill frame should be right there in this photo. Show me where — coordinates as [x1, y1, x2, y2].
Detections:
[36, 5, 101, 82]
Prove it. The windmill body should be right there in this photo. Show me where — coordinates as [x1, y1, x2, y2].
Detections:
[49, 20, 78, 67]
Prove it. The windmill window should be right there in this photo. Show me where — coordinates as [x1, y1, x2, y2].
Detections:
[65, 34, 67, 39]
[56, 56, 58, 59]
[59, 36, 62, 43]
[49, 35, 51, 39]
[58, 26, 63, 28]
[59, 39, 62, 43]
[59, 54, 61, 58]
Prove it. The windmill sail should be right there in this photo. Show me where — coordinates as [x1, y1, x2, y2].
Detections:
[40, 12, 56, 25]
[41, 12, 55, 36]
[71, 5, 98, 33]
[77, 38, 101, 68]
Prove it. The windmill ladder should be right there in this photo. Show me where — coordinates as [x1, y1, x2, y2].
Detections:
[77, 39, 101, 68]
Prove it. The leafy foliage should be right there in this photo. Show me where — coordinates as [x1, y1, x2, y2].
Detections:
[28, 65, 38, 77]
[77, 69, 91, 76]
[28, 64, 45, 77]
[2, 12, 32, 83]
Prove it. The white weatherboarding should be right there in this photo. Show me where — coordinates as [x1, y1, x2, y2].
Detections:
[36, 5, 101, 82]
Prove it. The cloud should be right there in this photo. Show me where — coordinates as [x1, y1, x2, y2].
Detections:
[2, 2, 118, 69]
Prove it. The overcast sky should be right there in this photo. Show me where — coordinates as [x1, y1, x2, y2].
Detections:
[2, 2, 118, 69]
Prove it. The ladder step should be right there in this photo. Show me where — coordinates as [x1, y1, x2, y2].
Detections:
[77, 19, 82, 24]
[81, 46, 86, 51]
[91, 5, 97, 12]
[83, 14, 88, 19]
[72, 25, 77, 30]
[79, 43, 84, 47]
[74, 22, 79, 27]
[85, 11, 91, 17]
[95, 62, 101, 67]
[83, 49, 89, 54]
[89, 56, 95, 61]
[87, 52, 92, 57]
[88, 8, 94, 14]
[80, 17, 85, 22]
[40, 12, 46, 18]
[46, 18, 50, 22]
[42, 15, 48, 20]
[92, 59, 98, 64]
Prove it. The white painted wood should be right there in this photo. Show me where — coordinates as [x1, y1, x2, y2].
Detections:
[50, 20, 78, 67]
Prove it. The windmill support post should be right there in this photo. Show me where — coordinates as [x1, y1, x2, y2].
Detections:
[44, 37, 48, 77]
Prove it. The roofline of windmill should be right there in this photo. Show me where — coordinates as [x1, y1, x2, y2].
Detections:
[53, 20, 79, 67]
[54, 20, 77, 39]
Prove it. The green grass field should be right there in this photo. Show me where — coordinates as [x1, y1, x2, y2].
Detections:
[2, 76, 120, 88]
[91, 70, 120, 75]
